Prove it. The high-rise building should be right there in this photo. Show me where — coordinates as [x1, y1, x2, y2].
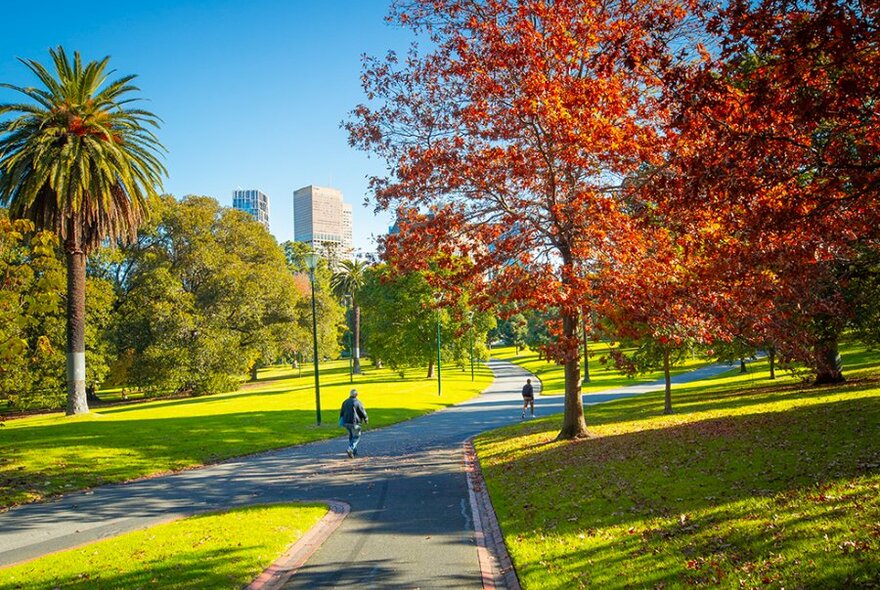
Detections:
[293, 185, 353, 260]
[232, 189, 270, 230]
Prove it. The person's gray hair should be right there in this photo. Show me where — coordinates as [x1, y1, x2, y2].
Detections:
[349, 389, 358, 397]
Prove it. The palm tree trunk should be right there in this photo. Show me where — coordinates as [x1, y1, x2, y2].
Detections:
[557, 308, 589, 439]
[353, 304, 362, 373]
[65, 235, 88, 415]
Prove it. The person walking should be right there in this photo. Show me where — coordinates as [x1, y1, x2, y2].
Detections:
[521, 378, 535, 419]
[339, 388, 369, 458]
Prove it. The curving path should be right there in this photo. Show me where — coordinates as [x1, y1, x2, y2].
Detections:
[0, 359, 734, 588]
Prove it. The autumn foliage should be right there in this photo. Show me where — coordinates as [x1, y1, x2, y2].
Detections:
[348, 0, 880, 438]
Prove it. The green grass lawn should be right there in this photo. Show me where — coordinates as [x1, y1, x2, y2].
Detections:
[0, 359, 492, 509]
[490, 343, 708, 396]
[477, 343, 880, 589]
[0, 503, 326, 589]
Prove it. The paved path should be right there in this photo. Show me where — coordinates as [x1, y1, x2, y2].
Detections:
[0, 359, 735, 587]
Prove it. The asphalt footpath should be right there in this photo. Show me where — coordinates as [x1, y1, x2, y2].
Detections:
[0, 359, 735, 588]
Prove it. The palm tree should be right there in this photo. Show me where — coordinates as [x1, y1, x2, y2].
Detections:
[0, 47, 165, 415]
[331, 259, 369, 374]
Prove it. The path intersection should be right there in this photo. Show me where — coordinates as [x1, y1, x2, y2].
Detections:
[0, 359, 732, 588]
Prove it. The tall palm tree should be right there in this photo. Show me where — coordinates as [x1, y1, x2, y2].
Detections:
[331, 259, 369, 374]
[0, 47, 165, 415]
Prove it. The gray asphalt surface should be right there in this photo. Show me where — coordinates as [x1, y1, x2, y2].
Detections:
[0, 359, 735, 588]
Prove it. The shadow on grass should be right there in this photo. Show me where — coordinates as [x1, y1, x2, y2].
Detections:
[4, 542, 276, 590]
[0, 406, 434, 508]
[480, 393, 880, 588]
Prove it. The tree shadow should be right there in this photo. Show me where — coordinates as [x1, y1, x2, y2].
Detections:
[479, 395, 880, 588]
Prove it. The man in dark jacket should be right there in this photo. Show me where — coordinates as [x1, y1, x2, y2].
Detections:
[340, 388, 369, 458]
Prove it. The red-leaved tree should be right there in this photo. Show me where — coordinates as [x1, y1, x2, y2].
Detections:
[347, 0, 697, 438]
[654, 0, 880, 383]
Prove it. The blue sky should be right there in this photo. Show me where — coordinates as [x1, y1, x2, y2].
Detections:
[0, 1, 415, 253]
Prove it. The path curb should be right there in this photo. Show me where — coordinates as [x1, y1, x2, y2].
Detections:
[247, 500, 350, 590]
[464, 438, 521, 590]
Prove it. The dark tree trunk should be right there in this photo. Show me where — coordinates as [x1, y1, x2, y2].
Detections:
[814, 335, 845, 385]
[353, 304, 362, 374]
[663, 347, 673, 415]
[768, 348, 776, 380]
[427, 358, 435, 379]
[557, 308, 589, 439]
[739, 357, 748, 373]
[65, 232, 88, 416]
[250, 363, 259, 382]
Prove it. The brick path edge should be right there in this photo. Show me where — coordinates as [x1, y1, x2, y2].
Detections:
[464, 438, 522, 590]
[246, 499, 350, 590]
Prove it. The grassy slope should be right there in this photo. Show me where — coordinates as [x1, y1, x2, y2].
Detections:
[490, 343, 707, 396]
[0, 503, 326, 589]
[476, 343, 880, 589]
[0, 359, 492, 509]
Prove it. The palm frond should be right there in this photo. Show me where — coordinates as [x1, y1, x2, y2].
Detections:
[0, 46, 165, 251]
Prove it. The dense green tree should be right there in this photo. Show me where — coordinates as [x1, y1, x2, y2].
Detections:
[360, 265, 446, 377]
[331, 259, 369, 374]
[359, 264, 491, 379]
[0, 215, 64, 408]
[0, 47, 165, 414]
[292, 258, 345, 364]
[108, 196, 302, 394]
[524, 309, 554, 360]
[0, 211, 114, 410]
[493, 313, 528, 354]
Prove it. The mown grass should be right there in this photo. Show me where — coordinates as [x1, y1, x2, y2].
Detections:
[0, 359, 492, 509]
[0, 503, 326, 589]
[490, 343, 708, 396]
[477, 343, 880, 589]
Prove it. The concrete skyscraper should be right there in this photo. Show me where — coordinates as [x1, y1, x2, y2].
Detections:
[232, 189, 270, 230]
[293, 185, 353, 260]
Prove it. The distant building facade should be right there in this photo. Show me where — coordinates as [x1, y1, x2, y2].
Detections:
[232, 189, 270, 230]
[293, 185, 353, 260]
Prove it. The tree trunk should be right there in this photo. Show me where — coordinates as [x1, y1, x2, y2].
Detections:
[427, 358, 435, 379]
[768, 347, 776, 380]
[663, 347, 673, 415]
[65, 236, 88, 416]
[557, 308, 589, 439]
[250, 363, 259, 382]
[739, 357, 748, 373]
[814, 335, 844, 385]
[352, 304, 362, 373]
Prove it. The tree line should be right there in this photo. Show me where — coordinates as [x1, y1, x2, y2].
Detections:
[0, 196, 494, 411]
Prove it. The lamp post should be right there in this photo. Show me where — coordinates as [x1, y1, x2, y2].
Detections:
[345, 295, 353, 383]
[468, 311, 475, 382]
[435, 294, 442, 396]
[304, 252, 322, 425]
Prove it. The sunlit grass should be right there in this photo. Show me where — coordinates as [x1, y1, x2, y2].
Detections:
[476, 342, 880, 589]
[490, 343, 709, 396]
[0, 359, 493, 509]
[0, 503, 326, 589]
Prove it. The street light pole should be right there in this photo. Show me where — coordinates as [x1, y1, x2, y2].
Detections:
[467, 311, 475, 381]
[346, 296, 353, 383]
[436, 310, 442, 396]
[470, 330, 475, 382]
[305, 252, 322, 425]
